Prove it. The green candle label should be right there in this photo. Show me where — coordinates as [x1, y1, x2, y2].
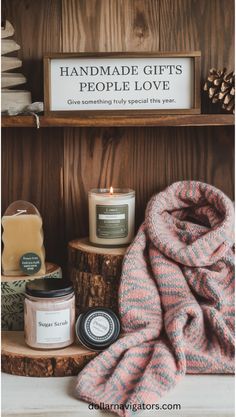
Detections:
[20, 253, 42, 275]
[96, 204, 128, 239]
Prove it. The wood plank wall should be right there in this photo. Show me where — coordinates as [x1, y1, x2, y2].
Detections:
[2, 0, 235, 271]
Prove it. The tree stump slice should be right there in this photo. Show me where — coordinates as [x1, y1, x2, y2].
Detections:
[68, 238, 127, 314]
[1, 263, 62, 331]
[2, 331, 97, 377]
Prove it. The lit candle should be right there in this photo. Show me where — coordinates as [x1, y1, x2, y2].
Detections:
[88, 188, 135, 247]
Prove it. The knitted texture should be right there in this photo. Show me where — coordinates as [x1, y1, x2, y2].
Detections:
[75, 181, 235, 416]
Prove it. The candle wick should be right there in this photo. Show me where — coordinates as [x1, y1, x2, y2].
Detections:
[14, 209, 27, 216]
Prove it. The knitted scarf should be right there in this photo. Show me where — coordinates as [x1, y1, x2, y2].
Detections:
[75, 181, 235, 416]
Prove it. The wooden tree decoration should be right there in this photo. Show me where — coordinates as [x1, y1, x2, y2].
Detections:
[203, 68, 235, 113]
[1, 20, 31, 113]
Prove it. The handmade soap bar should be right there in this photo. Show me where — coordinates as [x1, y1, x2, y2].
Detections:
[2, 200, 46, 276]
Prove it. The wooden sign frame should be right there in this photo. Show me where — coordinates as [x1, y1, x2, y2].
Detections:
[44, 52, 201, 116]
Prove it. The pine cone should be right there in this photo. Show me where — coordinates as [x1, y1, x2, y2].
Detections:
[203, 68, 235, 113]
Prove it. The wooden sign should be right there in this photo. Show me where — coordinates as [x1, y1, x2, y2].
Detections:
[44, 52, 201, 115]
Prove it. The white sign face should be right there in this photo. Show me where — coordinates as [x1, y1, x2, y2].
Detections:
[49, 57, 194, 111]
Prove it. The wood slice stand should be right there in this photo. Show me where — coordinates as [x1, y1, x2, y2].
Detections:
[2, 331, 97, 377]
[68, 238, 127, 314]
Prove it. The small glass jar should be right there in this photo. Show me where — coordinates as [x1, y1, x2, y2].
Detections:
[24, 278, 75, 349]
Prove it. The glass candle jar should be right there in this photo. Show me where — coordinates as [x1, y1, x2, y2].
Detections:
[24, 278, 75, 349]
[88, 188, 135, 247]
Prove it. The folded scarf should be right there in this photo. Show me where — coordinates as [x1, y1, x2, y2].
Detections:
[75, 181, 235, 416]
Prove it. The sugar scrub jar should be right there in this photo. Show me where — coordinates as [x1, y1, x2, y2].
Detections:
[24, 278, 75, 349]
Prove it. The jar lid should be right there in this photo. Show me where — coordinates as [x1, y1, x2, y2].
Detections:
[75, 308, 120, 351]
[25, 278, 74, 298]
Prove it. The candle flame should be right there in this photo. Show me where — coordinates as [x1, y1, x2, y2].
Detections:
[110, 186, 114, 195]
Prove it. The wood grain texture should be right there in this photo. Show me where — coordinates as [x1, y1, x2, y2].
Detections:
[2, 0, 62, 101]
[160, 0, 235, 113]
[1, 0, 234, 272]
[63, 127, 130, 241]
[1, 128, 65, 268]
[62, 126, 234, 241]
[60, 0, 234, 258]
[61, 0, 160, 52]
[1, 114, 235, 128]
[2, 331, 96, 377]
[68, 238, 126, 313]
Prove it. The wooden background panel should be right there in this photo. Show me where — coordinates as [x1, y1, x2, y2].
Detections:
[1, 129, 65, 267]
[63, 127, 130, 241]
[2, 0, 62, 101]
[161, 126, 234, 197]
[63, 126, 234, 244]
[61, 0, 160, 52]
[1, 0, 234, 271]
[160, 0, 235, 112]
[61, 0, 160, 244]
[61, 0, 234, 248]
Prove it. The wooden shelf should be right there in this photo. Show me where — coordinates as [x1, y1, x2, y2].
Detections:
[1, 114, 235, 128]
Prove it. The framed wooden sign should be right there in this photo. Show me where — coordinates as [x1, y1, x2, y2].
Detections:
[44, 52, 201, 115]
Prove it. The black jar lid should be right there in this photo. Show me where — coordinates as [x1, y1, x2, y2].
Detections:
[25, 278, 74, 298]
[75, 307, 120, 351]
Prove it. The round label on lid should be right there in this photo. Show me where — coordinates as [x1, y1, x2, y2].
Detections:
[75, 308, 120, 351]
[20, 253, 42, 275]
[85, 312, 115, 342]
[89, 315, 111, 337]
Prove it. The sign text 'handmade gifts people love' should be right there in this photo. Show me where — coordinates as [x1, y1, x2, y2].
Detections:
[44, 52, 201, 115]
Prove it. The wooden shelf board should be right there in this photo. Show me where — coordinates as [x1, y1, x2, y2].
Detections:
[1, 114, 235, 128]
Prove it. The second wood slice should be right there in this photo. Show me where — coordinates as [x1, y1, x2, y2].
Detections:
[68, 238, 127, 313]
[2, 331, 97, 377]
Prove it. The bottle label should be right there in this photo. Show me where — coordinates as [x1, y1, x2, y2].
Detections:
[36, 309, 70, 344]
[96, 204, 128, 239]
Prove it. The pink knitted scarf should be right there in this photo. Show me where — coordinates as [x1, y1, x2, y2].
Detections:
[75, 181, 235, 416]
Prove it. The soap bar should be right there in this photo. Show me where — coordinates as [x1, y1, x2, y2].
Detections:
[2, 201, 46, 276]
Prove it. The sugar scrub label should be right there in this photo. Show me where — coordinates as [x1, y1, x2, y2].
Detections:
[96, 204, 128, 239]
[20, 252, 42, 275]
[36, 309, 70, 344]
